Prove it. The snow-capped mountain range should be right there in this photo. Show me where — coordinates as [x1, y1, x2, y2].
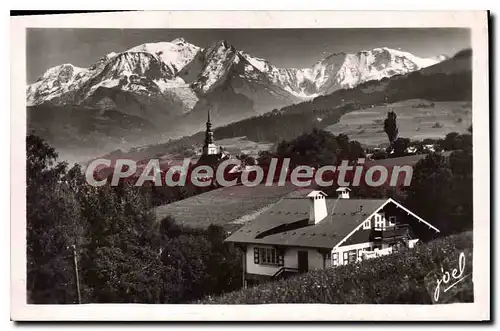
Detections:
[26, 37, 447, 162]
[27, 37, 445, 111]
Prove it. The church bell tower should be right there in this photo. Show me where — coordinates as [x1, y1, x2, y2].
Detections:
[203, 109, 218, 155]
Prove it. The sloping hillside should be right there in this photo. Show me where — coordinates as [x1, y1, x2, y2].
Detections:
[153, 183, 300, 231]
[326, 99, 471, 146]
[200, 231, 473, 304]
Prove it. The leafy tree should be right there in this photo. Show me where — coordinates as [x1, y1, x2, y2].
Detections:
[158, 218, 242, 302]
[391, 137, 411, 157]
[404, 153, 454, 233]
[26, 132, 87, 304]
[371, 150, 388, 160]
[436, 132, 472, 152]
[62, 168, 170, 303]
[384, 111, 399, 149]
[257, 150, 275, 167]
[237, 153, 256, 166]
[27, 134, 244, 304]
[274, 129, 364, 168]
[404, 145, 473, 235]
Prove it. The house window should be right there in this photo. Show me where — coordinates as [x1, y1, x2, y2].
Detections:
[362, 219, 371, 230]
[374, 214, 385, 229]
[332, 252, 339, 266]
[254, 247, 283, 266]
[348, 250, 357, 264]
[343, 250, 358, 265]
[388, 216, 397, 226]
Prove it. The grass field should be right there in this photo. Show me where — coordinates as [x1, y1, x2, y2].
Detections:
[325, 99, 472, 147]
[153, 183, 299, 231]
[200, 231, 473, 304]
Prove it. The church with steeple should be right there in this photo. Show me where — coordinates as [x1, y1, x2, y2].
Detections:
[202, 109, 218, 156]
[197, 109, 227, 166]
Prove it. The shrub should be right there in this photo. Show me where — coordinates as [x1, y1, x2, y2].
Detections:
[199, 232, 473, 304]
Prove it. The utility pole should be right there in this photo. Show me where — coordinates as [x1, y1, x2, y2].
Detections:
[71, 244, 82, 304]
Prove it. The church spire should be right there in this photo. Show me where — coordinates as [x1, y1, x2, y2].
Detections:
[203, 108, 216, 155]
[205, 109, 214, 145]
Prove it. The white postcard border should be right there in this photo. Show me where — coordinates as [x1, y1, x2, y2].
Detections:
[10, 10, 490, 321]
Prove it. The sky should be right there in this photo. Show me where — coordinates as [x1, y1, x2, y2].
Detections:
[27, 28, 470, 83]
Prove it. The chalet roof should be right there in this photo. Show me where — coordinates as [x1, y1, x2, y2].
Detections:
[225, 197, 388, 249]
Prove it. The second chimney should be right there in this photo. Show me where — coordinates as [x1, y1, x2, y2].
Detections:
[336, 187, 351, 199]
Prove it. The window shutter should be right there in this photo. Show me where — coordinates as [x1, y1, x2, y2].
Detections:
[254, 248, 260, 264]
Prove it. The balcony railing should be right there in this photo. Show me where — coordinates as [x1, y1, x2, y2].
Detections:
[370, 224, 414, 242]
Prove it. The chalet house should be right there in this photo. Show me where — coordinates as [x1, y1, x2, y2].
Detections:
[225, 188, 440, 287]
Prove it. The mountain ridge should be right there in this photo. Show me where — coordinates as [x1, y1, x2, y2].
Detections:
[27, 38, 443, 107]
[26, 38, 450, 162]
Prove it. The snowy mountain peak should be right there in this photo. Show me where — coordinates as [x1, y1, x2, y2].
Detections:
[27, 63, 91, 106]
[171, 37, 187, 44]
[97, 51, 173, 80]
[178, 40, 241, 95]
[126, 39, 200, 74]
[38, 63, 87, 82]
[104, 52, 118, 60]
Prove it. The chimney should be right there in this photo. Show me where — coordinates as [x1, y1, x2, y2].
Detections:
[336, 187, 351, 199]
[307, 190, 328, 225]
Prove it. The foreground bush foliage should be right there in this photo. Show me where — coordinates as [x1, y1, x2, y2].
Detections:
[27, 133, 242, 304]
[200, 232, 473, 304]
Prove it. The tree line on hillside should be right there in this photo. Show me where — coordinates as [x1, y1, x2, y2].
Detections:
[404, 145, 473, 234]
[27, 133, 241, 304]
[371, 114, 472, 159]
[256, 129, 365, 169]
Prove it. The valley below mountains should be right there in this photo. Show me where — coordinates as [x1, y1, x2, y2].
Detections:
[27, 37, 456, 162]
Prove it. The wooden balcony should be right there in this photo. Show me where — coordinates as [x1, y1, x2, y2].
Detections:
[370, 224, 414, 243]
